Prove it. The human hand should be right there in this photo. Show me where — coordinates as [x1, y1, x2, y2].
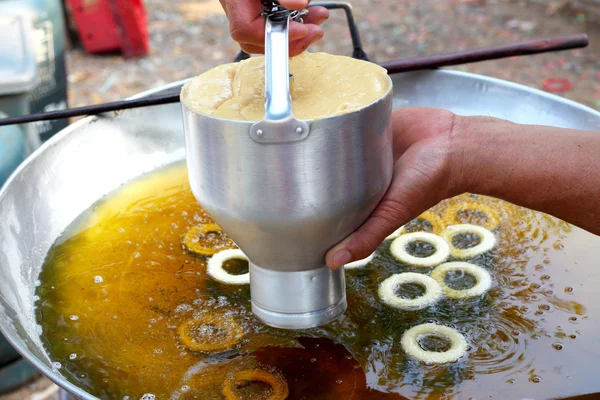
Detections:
[325, 107, 462, 269]
[219, 0, 329, 56]
[326, 105, 600, 269]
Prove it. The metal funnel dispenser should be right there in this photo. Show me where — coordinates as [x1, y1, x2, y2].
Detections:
[181, 3, 393, 329]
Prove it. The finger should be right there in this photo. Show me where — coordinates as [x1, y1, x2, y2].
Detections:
[392, 107, 456, 159]
[227, 0, 264, 46]
[232, 19, 309, 47]
[325, 144, 450, 269]
[289, 25, 324, 56]
[239, 43, 266, 54]
[279, 0, 310, 9]
[303, 6, 329, 25]
[238, 24, 321, 55]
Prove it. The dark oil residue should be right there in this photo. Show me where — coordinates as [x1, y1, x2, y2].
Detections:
[35, 164, 598, 400]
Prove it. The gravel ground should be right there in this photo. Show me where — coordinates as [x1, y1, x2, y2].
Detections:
[65, 0, 600, 110]
[2, 0, 599, 399]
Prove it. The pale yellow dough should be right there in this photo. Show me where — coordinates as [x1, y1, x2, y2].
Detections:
[181, 52, 392, 121]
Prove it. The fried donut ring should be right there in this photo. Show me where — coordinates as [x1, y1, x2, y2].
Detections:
[378, 273, 443, 310]
[390, 232, 450, 267]
[207, 249, 250, 285]
[385, 211, 445, 240]
[401, 323, 468, 364]
[184, 223, 235, 256]
[430, 261, 492, 299]
[178, 313, 244, 353]
[443, 202, 500, 231]
[442, 224, 496, 258]
[222, 368, 289, 400]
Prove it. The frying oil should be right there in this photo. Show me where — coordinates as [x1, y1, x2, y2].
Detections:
[36, 163, 599, 399]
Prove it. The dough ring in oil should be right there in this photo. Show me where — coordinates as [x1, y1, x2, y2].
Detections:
[386, 211, 445, 240]
[207, 249, 250, 285]
[401, 323, 468, 364]
[178, 313, 244, 353]
[430, 262, 492, 299]
[345, 252, 375, 270]
[390, 232, 450, 267]
[378, 273, 442, 310]
[184, 223, 235, 256]
[442, 224, 496, 258]
[222, 368, 289, 400]
[443, 202, 501, 231]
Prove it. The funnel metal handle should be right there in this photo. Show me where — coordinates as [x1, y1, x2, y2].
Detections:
[264, 15, 292, 121]
[250, 14, 310, 144]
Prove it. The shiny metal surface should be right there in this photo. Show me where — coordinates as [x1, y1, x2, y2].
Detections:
[261, 15, 293, 122]
[250, 263, 347, 329]
[181, 73, 394, 329]
[0, 70, 599, 399]
[250, 14, 310, 144]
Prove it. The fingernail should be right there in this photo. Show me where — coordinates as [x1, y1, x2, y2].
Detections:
[332, 249, 352, 268]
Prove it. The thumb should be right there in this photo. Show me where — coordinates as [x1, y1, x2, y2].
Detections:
[325, 140, 452, 269]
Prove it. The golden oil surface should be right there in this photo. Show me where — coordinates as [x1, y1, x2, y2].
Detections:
[36, 163, 600, 400]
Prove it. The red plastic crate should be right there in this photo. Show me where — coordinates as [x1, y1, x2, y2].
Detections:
[109, 0, 150, 58]
[67, 0, 149, 58]
[67, 0, 120, 54]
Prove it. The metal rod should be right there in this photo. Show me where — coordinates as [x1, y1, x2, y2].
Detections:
[0, 93, 180, 126]
[0, 34, 589, 127]
[380, 34, 589, 74]
[310, 1, 369, 60]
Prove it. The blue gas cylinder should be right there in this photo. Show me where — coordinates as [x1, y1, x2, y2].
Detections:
[0, 121, 26, 186]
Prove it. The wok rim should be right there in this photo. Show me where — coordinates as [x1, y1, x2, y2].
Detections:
[0, 69, 599, 399]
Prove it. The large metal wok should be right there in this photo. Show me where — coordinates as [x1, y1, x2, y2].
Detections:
[2, 69, 600, 399]
[2, 2, 600, 395]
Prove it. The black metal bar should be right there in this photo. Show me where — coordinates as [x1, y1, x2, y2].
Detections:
[380, 34, 589, 74]
[0, 93, 180, 126]
[310, 2, 369, 61]
[0, 34, 589, 127]
[234, 50, 251, 62]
